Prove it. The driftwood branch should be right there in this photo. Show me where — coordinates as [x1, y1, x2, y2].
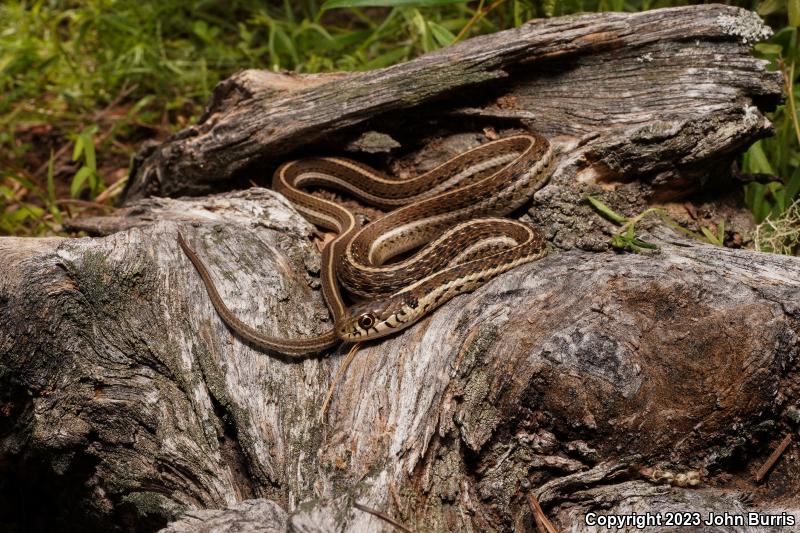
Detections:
[2, 5, 798, 533]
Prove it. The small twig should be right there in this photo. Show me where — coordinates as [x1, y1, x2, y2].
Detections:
[527, 492, 559, 533]
[319, 342, 362, 422]
[353, 502, 414, 533]
[755, 432, 793, 482]
[453, 0, 506, 44]
[92, 82, 139, 123]
[94, 175, 128, 204]
[56, 198, 115, 211]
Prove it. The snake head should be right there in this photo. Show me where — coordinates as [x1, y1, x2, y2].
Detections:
[335, 294, 419, 342]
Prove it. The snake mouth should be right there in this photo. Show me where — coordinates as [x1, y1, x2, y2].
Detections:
[335, 297, 419, 342]
[182, 134, 550, 356]
[335, 315, 398, 342]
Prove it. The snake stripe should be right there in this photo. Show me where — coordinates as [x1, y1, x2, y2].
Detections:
[179, 133, 554, 355]
[177, 232, 338, 356]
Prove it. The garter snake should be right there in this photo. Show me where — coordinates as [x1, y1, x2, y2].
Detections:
[178, 133, 554, 356]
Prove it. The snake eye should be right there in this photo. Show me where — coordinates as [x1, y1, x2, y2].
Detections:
[357, 313, 376, 330]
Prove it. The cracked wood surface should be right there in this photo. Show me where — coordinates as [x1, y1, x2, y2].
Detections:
[123, 5, 780, 207]
[1, 5, 798, 532]
[2, 190, 799, 531]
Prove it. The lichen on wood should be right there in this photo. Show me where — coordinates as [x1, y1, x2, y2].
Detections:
[1, 5, 798, 533]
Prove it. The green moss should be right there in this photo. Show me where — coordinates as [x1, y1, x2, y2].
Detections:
[66, 247, 156, 317]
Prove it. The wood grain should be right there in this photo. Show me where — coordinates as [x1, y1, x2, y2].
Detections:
[123, 5, 780, 205]
[2, 190, 799, 531]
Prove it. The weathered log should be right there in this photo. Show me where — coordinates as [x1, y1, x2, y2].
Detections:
[2, 188, 800, 531]
[124, 4, 780, 209]
[2, 5, 799, 533]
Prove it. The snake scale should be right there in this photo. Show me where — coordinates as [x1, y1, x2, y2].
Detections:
[178, 133, 554, 356]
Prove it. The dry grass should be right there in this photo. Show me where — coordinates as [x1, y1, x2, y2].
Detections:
[754, 197, 800, 255]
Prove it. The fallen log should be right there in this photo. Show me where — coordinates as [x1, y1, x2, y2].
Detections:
[3, 189, 800, 531]
[123, 4, 780, 209]
[1, 5, 798, 533]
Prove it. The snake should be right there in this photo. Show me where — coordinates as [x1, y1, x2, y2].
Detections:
[177, 133, 554, 356]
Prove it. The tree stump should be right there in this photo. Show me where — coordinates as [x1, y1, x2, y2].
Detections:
[2, 5, 798, 532]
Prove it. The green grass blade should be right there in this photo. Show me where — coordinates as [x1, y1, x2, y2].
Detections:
[631, 238, 658, 250]
[323, 0, 467, 8]
[790, 0, 800, 26]
[760, 201, 774, 223]
[586, 195, 628, 224]
[625, 223, 635, 239]
[362, 46, 410, 69]
[744, 182, 758, 211]
[754, 43, 784, 55]
[82, 133, 96, 171]
[700, 226, 719, 245]
[768, 181, 786, 213]
[610, 235, 628, 251]
[743, 140, 777, 175]
[296, 21, 334, 44]
[72, 135, 84, 162]
[428, 21, 455, 47]
[70, 166, 93, 198]
[275, 26, 300, 66]
[759, 0, 786, 16]
[747, 182, 767, 222]
[46, 150, 56, 204]
[786, 165, 800, 202]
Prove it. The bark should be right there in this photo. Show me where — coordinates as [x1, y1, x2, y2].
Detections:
[1, 5, 798, 533]
[123, 5, 781, 208]
[3, 189, 800, 531]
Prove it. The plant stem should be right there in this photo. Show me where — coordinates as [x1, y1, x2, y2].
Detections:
[453, 0, 505, 44]
[784, 59, 800, 148]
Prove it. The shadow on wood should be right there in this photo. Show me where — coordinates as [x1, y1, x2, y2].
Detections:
[1, 5, 798, 533]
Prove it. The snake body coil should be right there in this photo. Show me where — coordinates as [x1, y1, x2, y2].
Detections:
[178, 133, 554, 356]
